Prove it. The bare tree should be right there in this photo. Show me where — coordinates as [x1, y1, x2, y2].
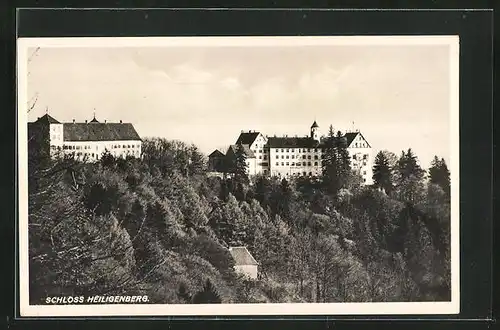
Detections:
[27, 47, 40, 113]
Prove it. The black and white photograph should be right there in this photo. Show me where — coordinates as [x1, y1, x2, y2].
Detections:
[17, 35, 459, 316]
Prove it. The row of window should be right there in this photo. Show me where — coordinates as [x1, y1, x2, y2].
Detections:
[274, 148, 320, 153]
[276, 154, 320, 160]
[62, 144, 140, 150]
[276, 171, 316, 177]
[275, 161, 319, 167]
[71, 150, 141, 158]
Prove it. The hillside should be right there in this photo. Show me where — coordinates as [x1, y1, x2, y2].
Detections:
[27, 137, 451, 304]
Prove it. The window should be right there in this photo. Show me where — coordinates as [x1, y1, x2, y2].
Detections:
[309, 172, 312, 176]
[264, 155, 267, 160]
[303, 172, 307, 176]
[281, 162, 284, 166]
[363, 171, 367, 175]
[363, 178, 366, 183]
[314, 155, 318, 160]
[321, 154, 325, 159]
[314, 162, 318, 166]
[363, 154, 368, 160]
[302, 155, 306, 159]
[286, 155, 289, 159]
[303, 162, 306, 166]
[308, 155, 311, 160]
[259, 150, 262, 153]
[291, 162, 295, 166]
[308, 149, 311, 152]
[308, 162, 311, 166]
[353, 155, 356, 160]
[286, 162, 289, 166]
[281, 155, 284, 159]
[259, 156, 262, 159]
[291, 155, 295, 159]
[281, 149, 284, 152]
[276, 162, 279, 166]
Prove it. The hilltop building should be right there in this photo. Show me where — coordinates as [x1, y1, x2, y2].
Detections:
[28, 113, 142, 162]
[208, 121, 373, 184]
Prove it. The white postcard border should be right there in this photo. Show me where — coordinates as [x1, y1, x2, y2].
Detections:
[17, 35, 460, 317]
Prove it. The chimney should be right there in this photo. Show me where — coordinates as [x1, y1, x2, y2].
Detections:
[105, 120, 107, 123]
[120, 120, 123, 124]
[73, 119, 75, 123]
[85, 120, 87, 123]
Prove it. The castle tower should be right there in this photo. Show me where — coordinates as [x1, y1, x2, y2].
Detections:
[310, 120, 320, 142]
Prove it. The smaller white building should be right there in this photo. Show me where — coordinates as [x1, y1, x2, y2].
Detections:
[228, 246, 259, 280]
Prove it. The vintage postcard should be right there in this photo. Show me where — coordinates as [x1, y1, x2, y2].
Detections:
[17, 35, 459, 317]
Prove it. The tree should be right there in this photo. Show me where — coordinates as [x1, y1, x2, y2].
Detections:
[192, 279, 222, 304]
[372, 151, 393, 194]
[336, 130, 351, 181]
[395, 149, 425, 203]
[321, 127, 352, 199]
[232, 143, 249, 185]
[429, 156, 450, 199]
[322, 125, 341, 196]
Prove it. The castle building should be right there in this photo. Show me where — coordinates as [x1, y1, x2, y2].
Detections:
[28, 114, 142, 162]
[209, 121, 373, 184]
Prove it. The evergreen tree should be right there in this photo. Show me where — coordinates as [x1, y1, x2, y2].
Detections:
[429, 156, 450, 198]
[395, 149, 425, 203]
[322, 125, 340, 196]
[396, 149, 425, 182]
[188, 144, 206, 176]
[373, 151, 393, 194]
[336, 130, 351, 185]
[192, 279, 222, 304]
[231, 143, 249, 185]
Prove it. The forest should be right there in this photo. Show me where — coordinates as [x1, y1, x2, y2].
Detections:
[27, 126, 451, 304]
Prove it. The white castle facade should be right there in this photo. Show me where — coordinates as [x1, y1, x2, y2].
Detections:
[209, 121, 373, 185]
[28, 113, 142, 162]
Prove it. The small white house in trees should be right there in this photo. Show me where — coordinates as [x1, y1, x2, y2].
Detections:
[228, 246, 259, 280]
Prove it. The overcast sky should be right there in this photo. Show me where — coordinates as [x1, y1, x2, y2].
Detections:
[26, 41, 452, 168]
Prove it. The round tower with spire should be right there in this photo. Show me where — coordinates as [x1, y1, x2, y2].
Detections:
[310, 120, 320, 142]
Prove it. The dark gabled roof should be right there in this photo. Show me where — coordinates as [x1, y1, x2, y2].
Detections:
[34, 114, 61, 124]
[343, 132, 359, 146]
[344, 132, 371, 148]
[311, 120, 319, 128]
[235, 132, 260, 146]
[227, 144, 255, 158]
[267, 136, 322, 149]
[63, 123, 141, 142]
[209, 149, 225, 158]
[229, 247, 259, 266]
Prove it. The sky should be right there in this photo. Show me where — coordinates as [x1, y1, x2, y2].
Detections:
[26, 39, 453, 168]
